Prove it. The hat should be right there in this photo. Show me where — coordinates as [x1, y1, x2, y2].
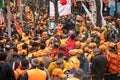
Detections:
[31, 58, 39, 66]
[75, 41, 81, 48]
[88, 43, 97, 48]
[84, 47, 90, 53]
[52, 68, 67, 78]
[93, 47, 99, 52]
[77, 49, 83, 55]
[38, 57, 44, 64]
[56, 58, 63, 64]
[69, 30, 74, 36]
[99, 45, 106, 51]
[42, 31, 48, 35]
[74, 69, 86, 79]
[60, 41, 67, 48]
[67, 78, 79, 80]
[69, 49, 77, 56]
[32, 51, 42, 57]
[20, 49, 27, 56]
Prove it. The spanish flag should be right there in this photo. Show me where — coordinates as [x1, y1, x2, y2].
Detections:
[14, 25, 23, 35]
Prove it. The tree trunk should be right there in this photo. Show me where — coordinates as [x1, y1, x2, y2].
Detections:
[7, 0, 11, 37]
[54, 0, 59, 24]
[95, 0, 102, 27]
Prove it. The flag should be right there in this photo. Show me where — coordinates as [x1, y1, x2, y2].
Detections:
[100, 0, 106, 27]
[14, 25, 23, 35]
[60, 0, 67, 5]
[109, 4, 115, 16]
[50, 0, 71, 16]
[82, 3, 96, 28]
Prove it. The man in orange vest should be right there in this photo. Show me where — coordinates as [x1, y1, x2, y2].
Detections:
[14, 59, 29, 80]
[22, 58, 47, 80]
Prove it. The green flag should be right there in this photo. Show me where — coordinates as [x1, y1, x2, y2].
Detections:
[0, 0, 4, 11]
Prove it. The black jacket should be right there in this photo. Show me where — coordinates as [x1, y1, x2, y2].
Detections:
[0, 62, 16, 80]
[91, 53, 107, 77]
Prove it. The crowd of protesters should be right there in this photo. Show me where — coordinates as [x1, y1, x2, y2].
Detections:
[0, 0, 120, 80]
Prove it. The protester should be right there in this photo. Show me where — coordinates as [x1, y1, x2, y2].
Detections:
[67, 69, 86, 80]
[91, 47, 107, 80]
[14, 59, 29, 80]
[22, 58, 47, 80]
[0, 52, 16, 80]
[0, 1, 120, 80]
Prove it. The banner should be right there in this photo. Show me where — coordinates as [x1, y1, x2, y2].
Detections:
[82, 3, 96, 28]
[50, 0, 71, 16]
[109, 4, 114, 16]
[117, 2, 120, 13]
[100, 0, 106, 27]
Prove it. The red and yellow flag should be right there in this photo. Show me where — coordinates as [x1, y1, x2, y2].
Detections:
[14, 25, 23, 35]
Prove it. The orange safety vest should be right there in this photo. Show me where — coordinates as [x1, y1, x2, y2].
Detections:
[107, 53, 120, 74]
[100, 32, 106, 42]
[27, 68, 46, 80]
[14, 69, 27, 79]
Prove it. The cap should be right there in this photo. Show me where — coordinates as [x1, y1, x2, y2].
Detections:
[74, 69, 86, 79]
[77, 49, 83, 55]
[75, 41, 81, 48]
[31, 58, 39, 66]
[67, 78, 79, 80]
[56, 58, 63, 64]
[88, 43, 97, 48]
[99, 45, 106, 51]
[32, 52, 42, 57]
[60, 41, 67, 48]
[52, 68, 67, 78]
[69, 49, 77, 56]
[42, 31, 48, 35]
[84, 47, 90, 53]
[69, 30, 74, 36]
[38, 57, 44, 64]
[93, 47, 100, 52]
[20, 49, 27, 56]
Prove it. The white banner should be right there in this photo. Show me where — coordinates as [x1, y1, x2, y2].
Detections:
[82, 3, 96, 28]
[50, 0, 71, 16]
[100, 0, 106, 27]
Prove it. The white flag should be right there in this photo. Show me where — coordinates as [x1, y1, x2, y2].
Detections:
[100, 0, 106, 27]
[50, 0, 71, 16]
[82, 3, 97, 28]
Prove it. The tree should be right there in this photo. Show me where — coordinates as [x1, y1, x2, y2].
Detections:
[50, 0, 59, 23]
[0, 0, 4, 11]
[95, 0, 102, 27]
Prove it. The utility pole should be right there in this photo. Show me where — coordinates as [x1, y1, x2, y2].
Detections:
[7, 0, 11, 38]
